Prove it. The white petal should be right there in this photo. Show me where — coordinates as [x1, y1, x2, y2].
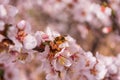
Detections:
[6, 5, 18, 17]
[17, 20, 26, 29]
[0, 5, 7, 17]
[23, 34, 37, 50]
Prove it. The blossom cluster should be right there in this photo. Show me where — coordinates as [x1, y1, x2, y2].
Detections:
[34, 0, 120, 38]
[0, 19, 120, 80]
[0, 1, 120, 80]
[38, 0, 112, 33]
[6, 0, 120, 37]
[40, 0, 112, 24]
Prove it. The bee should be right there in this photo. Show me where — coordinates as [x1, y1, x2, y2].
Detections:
[33, 36, 67, 61]
[54, 36, 66, 45]
[49, 41, 61, 53]
[47, 35, 66, 54]
[48, 36, 66, 60]
[34, 35, 66, 53]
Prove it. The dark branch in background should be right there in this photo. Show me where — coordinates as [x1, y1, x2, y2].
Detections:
[86, 10, 120, 56]
[111, 11, 120, 35]
[91, 37, 99, 55]
[66, 16, 73, 34]
[0, 69, 4, 80]
[85, 22, 105, 55]
[89, 0, 120, 56]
